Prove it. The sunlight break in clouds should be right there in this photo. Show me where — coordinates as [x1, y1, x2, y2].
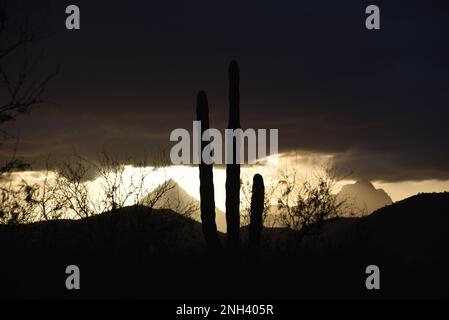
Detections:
[5, 152, 449, 218]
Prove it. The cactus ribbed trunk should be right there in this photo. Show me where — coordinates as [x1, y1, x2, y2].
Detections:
[226, 60, 241, 250]
[249, 174, 264, 255]
[197, 91, 221, 250]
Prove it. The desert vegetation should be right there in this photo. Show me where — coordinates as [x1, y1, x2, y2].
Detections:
[1, 59, 349, 256]
[0, 152, 180, 224]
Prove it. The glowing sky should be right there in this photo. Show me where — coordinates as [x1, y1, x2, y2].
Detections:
[8, 153, 449, 215]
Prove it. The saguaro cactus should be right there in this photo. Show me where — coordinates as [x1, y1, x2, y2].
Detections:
[249, 174, 264, 255]
[226, 60, 241, 250]
[197, 91, 221, 250]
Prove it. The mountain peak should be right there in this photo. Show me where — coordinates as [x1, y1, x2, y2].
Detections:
[337, 180, 393, 215]
[354, 180, 376, 190]
[144, 179, 227, 233]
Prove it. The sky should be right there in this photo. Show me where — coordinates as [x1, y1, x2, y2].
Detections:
[1, 0, 449, 200]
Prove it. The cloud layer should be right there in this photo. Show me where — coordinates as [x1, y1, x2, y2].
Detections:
[1, 0, 448, 183]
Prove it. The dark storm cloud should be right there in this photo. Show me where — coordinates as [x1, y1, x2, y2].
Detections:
[1, 0, 449, 182]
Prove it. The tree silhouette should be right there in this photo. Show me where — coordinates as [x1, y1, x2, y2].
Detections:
[0, 4, 57, 173]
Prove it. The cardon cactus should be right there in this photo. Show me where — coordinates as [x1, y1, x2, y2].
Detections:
[249, 174, 264, 255]
[225, 60, 241, 250]
[196, 91, 221, 250]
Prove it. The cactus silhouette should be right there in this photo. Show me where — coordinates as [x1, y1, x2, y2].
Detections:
[226, 60, 241, 250]
[249, 174, 264, 255]
[196, 91, 221, 250]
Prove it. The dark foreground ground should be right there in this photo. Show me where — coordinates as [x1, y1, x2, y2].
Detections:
[1, 193, 449, 299]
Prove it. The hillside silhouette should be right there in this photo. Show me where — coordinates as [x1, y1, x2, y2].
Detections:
[1, 192, 448, 299]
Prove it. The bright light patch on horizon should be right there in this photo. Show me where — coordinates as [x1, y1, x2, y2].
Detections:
[120, 152, 355, 212]
[4, 152, 449, 216]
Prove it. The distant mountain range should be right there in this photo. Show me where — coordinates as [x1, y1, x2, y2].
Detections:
[146, 179, 393, 232]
